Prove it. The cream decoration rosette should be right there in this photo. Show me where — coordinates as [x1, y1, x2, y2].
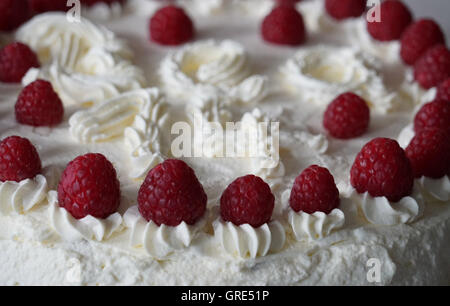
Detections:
[281, 189, 345, 241]
[213, 218, 286, 259]
[17, 13, 146, 105]
[349, 186, 425, 226]
[281, 45, 398, 113]
[123, 205, 207, 259]
[48, 191, 123, 242]
[160, 39, 268, 105]
[69, 88, 170, 179]
[0, 175, 49, 215]
[418, 176, 450, 202]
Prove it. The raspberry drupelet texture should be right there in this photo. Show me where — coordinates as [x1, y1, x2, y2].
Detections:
[290, 165, 340, 215]
[323, 92, 370, 139]
[149, 5, 195, 46]
[0, 42, 40, 84]
[413, 99, 450, 134]
[400, 19, 445, 66]
[405, 129, 450, 179]
[261, 5, 306, 46]
[350, 138, 414, 202]
[220, 175, 274, 228]
[325, 0, 367, 21]
[436, 78, 450, 101]
[57, 153, 121, 220]
[15, 80, 64, 127]
[138, 159, 207, 227]
[0, 136, 42, 183]
[414, 45, 450, 90]
[367, 0, 412, 42]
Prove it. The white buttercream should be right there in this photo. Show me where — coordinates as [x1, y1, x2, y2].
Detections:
[281, 45, 397, 113]
[17, 13, 146, 105]
[419, 176, 450, 202]
[69, 89, 160, 143]
[289, 209, 345, 241]
[123, 89, 170, 179]
[213, 218, 286, 259]
[356, 187, 424, 225]
[397, 124, 415, 149]
[48, 191, 123, 242]
[0, 175, 48, 215]
[123, 205, 206, 259]
[160, 39, 268, 104]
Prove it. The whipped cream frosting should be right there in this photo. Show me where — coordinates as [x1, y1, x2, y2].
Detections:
[419, 176, 450, 202]
[17, 13, 146, 105]
[353, 187, 424, 225]
[280, 189, 345, 241]
[213, 218, 285, 259]
[48, 191, 123, 242]
[0, 175, 48, 215]
[160, 39, 268, 105]
[1, 0, 450, 286]
[281, 45, 398, 113]
[123, 89, 170, 179]
[288, 209, 345, 241]
[123, 205, 206, 259]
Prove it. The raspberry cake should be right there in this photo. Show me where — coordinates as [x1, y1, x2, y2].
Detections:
[0, 0, 449, 286]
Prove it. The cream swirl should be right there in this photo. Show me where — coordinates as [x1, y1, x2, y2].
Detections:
[288, 209, 345, 241]
[22, 57, 145, 106]
[0, 175, 48, 215]
[356, 187, 424, 225]
[213, 218, 286, 259]
[281, 45, 397, 113]
[48, 191, 123, 241]
[123, 205, 206, 259]
[123, 89, 170, 179]
[419, 176, 450, 202]
[17, 13, 146, 105]
[240, 109, 285, 188]
[160, 39, 268, 104]
[16, 13, 132, 70]
[69, 89, 158, 143]
[351, 18, 401, 63]
[397, 124, 415, 149]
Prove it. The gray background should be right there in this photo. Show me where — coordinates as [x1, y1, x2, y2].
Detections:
[403, 0, 450, 40]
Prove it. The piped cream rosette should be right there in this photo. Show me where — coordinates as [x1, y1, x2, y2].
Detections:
[17, 13, 146, 105]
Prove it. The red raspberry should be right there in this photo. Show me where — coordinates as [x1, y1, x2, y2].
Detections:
[325, 0, 367, 21]
[400, 19, 445, 66]
[0, 0, 30, 32]
[15, 80, 64, 127]
[57, 153, 121, 220]
[0, 136, 42, 183]
[405, 129, 450, 179]
[367, 0, 412, 42]
[323, 92, 370, 139]
[0, 42, 40, 84]
[29, 0, 70, 13]
[436, 78, 450, 101]
[138, 159, 207, 226]
[414, 99, 450, 134]
[261, 5, 306, 46]
[220, 175, 274, 228]
[414, 45, 450, 89]
[149, 5, 195, 46]
[290, 165, 340, 214]
[350, 138, 414, 202]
